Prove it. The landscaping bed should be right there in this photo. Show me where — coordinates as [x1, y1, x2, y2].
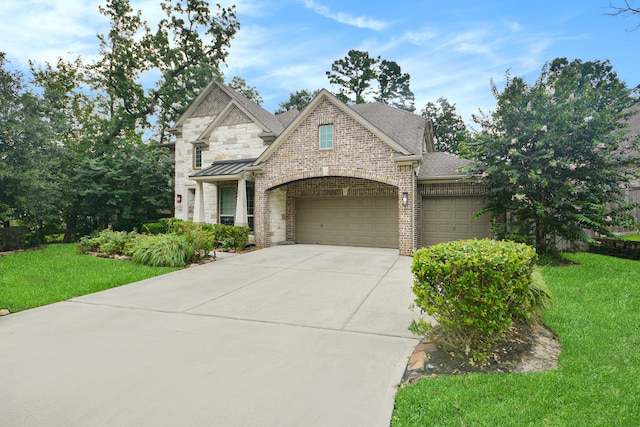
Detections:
[392, 252, 640, 426]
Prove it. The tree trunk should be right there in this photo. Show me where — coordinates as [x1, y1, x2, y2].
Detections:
[63, 213, 77, 243]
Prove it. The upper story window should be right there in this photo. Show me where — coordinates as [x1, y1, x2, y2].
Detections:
[319, 124, 333, 150]
[194, 145, 203, 169]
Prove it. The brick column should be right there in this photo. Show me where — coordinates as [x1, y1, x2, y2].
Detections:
[397, 165, 416, 256]
[254, 175, 270, 248]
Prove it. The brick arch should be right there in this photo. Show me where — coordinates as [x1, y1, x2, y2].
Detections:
[263, 169, 401, 191]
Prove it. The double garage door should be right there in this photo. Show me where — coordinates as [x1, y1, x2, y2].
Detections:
[294, 195, 491, 249]
[295, 197, 399, 248]
[422, 196, 492, 247]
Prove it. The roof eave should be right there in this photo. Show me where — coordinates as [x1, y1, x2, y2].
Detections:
[394, 154, 422, 165]
[189, 172, 249, 182]
[418, 175, 472, 183]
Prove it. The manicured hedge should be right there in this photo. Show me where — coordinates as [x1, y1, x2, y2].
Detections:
[412, 239, 542, 360]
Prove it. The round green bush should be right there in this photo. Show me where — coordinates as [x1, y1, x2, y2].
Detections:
[412, 239, 541, 360]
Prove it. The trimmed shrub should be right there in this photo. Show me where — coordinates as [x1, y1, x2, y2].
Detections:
[0, 226, 29, 251]
[77, 229, 138, 255]
[411, 239, 542, 361]
[141, 222, 165, 235]
[217, 224, 250, 252]
[172, 221, 217, 257]
[131, 233, 193, 267]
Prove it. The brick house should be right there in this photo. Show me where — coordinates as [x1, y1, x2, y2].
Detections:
[171, 81, 491, 255]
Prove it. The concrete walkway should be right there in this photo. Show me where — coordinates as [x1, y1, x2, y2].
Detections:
[0, 244, 420, 427]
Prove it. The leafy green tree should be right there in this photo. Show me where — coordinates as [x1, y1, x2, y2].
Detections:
[228, 76, 263, 105]
[0, 53, 23, 227]
[326, 50, 415, 110]
[76, 142, 173, 232]
[92, 0, 239, 145]
[326, 49, 380, 104]
[375, 60, 415, 112]
[275, 89, 319, 113]
[2, 0, 240, 242]
[30, 57, 109, 241]
[421, 97, 469, 154]
[31, 57, 174, 236]
[0, 54, 64, 240]
[463, 58, 638, 253]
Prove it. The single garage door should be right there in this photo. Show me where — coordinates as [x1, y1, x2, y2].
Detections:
[295, 197, 398, 248]
[422, 196, 492, 247]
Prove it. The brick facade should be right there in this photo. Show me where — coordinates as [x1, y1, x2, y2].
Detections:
[253, 99, 418, 255]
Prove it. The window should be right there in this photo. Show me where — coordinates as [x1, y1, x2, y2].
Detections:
[247, 184, 255, 231]
[219, 186, 235, 225]
[218, 184, 255, 229]
[319, 124, 333, 149]
[194, 146, 203, 168]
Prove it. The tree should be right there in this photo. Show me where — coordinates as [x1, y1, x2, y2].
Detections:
[326, 50, 416, 110]
[375, 60, 415, 112]
[463, 58, 638, 253]
[421, 97, 469, 154]
[76, 142, 173, 232]
[326, 49, 380, 104]
[0, 54, 64, 240]
[228, 76, 263, 105]
[275, 89, 319, 114]
[608, 1, 640, 30]
[30, 57, 174, 237]
[92, 0, 239, 145]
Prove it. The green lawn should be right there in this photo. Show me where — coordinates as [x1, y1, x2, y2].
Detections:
[622, 233, 640, 241]
[392, 253, 640, 426]
[0, 244, 179, 312]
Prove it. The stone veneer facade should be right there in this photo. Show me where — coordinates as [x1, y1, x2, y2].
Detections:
[174, 85, 267, 222]
[253, 99, 419, 255]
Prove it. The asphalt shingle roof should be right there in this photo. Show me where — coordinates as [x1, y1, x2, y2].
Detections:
[418, 152, 471, 179]
[219, 83, 284, 135]
[351, 102, 426, 155]
[275, 109, 300, 128]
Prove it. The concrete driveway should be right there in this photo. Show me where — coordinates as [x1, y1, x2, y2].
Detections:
[0, 244, 420, 427]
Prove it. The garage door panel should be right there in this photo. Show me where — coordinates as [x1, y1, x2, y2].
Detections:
[296, 197, 398, 248]
[422, 196, 492, 247]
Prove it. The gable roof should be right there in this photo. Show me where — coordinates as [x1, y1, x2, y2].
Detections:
[350, 102, 429, 155]
[254, 90, 426, 165]
[173, 80, 284, 138]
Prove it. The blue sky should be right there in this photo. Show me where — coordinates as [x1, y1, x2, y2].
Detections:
[1, 0, 638, 125]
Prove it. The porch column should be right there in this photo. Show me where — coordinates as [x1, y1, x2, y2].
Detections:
[234, 177, 248, 227]
[193, 181, 205, 223]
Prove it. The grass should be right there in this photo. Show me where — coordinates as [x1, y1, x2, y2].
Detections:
[0, 244, 179, 312]
[392, 253, 640, 426]
[622, 233, 640, 241]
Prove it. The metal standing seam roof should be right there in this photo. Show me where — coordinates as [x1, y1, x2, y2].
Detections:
[190, 158, 257, 178]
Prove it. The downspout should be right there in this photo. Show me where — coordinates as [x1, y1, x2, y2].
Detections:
[412, 163, 416, 253]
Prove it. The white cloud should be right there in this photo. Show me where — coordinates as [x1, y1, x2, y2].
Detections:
[303, 0, 389, 31]
[503, 20, 524, 32]
[403, 30, 438, 47]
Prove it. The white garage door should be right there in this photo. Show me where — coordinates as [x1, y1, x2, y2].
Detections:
[295, 197, 398, 248]
[422, 196, 492, 247]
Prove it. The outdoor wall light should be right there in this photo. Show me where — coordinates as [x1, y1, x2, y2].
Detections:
[176, 194, 182, 203]
[402, 192, 409, 207]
